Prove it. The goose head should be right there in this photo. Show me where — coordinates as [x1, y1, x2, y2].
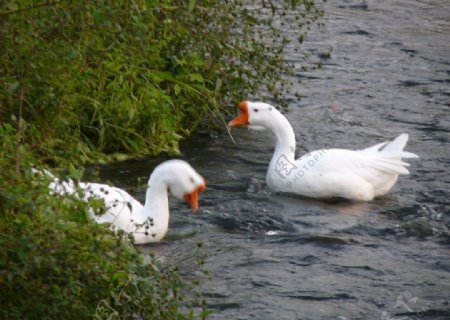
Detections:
[150, 160, 206, 212]
[228, 101, 278, 129]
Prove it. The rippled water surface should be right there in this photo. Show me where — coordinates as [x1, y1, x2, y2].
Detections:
[98, 1, 450, 319]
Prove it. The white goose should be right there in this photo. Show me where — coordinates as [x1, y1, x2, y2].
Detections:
[48, 160, 206, 244]
[229, 101, 418, 201]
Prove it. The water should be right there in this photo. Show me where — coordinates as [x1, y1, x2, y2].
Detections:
[96, 1, 450, 319]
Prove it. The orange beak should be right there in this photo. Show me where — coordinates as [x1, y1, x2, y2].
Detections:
[184, 181, 206, 212]
[228, 101, 250, 127]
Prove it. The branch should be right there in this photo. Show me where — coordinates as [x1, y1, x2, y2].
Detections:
[15, 87, 25, 176]
[0, 1, 55, 18]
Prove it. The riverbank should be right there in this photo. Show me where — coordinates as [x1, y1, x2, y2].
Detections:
[0, 1, 323, 318]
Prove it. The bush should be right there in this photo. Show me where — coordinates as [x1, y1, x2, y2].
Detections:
[0, 1, 322, 318]
[0, 124, 210, 319]
[0, 0, 322, 164]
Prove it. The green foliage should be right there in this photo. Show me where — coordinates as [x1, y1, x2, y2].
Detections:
[0, 0, 322, 165]
[0, 124, 209, 319]
[0, 1, 322, 318]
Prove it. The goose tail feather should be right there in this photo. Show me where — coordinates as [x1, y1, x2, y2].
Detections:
[362, 133, 418, 175]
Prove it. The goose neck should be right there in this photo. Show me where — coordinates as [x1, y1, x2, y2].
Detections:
[268, 113, 296, 160]
[141, 174, 170, 229]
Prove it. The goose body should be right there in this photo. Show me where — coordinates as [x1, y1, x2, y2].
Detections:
[229, 101, 418, 201]
[48, 160, 206, 243]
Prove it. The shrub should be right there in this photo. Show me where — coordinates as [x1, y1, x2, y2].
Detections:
[0, 124, 210, 319]
[0, 1, 322, 318]
[0, 0, 322, 164]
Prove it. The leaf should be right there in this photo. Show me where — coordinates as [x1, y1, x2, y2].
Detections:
[151, 71, 175, 82]
[215, 78, 222, 92]
[174, 83, 181, 95]
[7, 82, 19, 94]
[69, 164, 84, 180]
[112, 271, 128, 282]
[92, 10, 105, 24]
[188, 73, 204, 83]
[188, 0, 196, 12]
[128, 106, 136, 120]
[17, 117, 27, 131]
[89, 198, 106, 216]
[111, 271, 130, 287]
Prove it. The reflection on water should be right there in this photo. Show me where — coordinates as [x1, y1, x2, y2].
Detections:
[97, 0, 450, 319]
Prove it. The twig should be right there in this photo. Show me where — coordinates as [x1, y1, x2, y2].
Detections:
[225, 125, 236, 145]
[208, 104, 236, 145]
[15, 87, 24, 176]
[0, 1, 55, 18]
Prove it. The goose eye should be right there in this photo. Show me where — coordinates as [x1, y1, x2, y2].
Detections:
[189, 177, 195, 183]
[254, 108, 259, 112]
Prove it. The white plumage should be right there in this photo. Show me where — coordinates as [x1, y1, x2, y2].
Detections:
[40, 160, 205, 244]
[229, 101, 418, 201]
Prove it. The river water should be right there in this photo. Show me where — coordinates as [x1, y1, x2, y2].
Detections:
[97, 1, 450, 319]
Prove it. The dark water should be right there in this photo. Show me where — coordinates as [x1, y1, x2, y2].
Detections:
[97, 1, 450, 319]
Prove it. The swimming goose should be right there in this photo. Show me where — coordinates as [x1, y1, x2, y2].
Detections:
[228, 101, 418, 201]
[48, 160, 206, 243]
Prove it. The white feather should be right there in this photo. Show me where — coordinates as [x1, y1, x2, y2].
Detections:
[231, 101, 419, 201]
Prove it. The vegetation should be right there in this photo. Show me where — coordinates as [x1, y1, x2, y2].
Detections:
[1, 0, 323, 163]
[0, 124, 210, 319]
[0, 0, 322, 319]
